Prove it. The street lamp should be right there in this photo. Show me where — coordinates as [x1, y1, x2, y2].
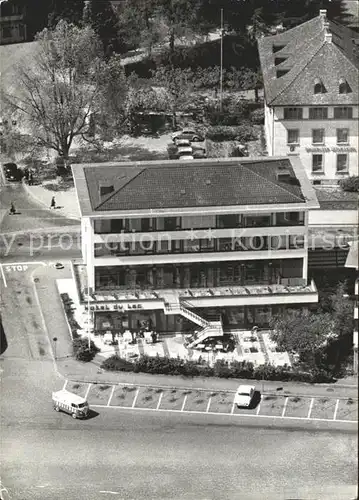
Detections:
[53, 337, 58, 360]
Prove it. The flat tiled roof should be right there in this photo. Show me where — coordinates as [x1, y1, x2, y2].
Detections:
[258, 13, 359, 106]
[72, 157, 319, 216]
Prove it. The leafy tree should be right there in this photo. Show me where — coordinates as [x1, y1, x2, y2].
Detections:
[84, 0, 119, 56]
[339, 176, 359, 193]
[269, 309, 332, 369]
[3, 21, 106, 164]
[48, 0, 84, 27]
[151, 65, 195, 127]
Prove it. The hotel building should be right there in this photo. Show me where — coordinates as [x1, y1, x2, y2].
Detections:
[258, 10, 359, 186]
[0, 1, 26, 45]
[72, 157, 319, 347]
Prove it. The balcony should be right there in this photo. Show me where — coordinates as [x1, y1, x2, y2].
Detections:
[74, 263, 317, 307]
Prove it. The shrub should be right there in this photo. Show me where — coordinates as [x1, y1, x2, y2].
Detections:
[101, 356, 134, 372]
[206, 124, 257, 142]
[339, 176, 359, 192]
[73, 337, 100, 362]
[250, 108, 265, 125]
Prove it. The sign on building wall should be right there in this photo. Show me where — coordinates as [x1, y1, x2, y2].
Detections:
[305, 147, 356, 153]
[85, 303, 144, 312]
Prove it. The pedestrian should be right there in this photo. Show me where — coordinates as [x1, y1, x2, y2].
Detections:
[9, 202, 16, 215]
[50, 196, 56, 209]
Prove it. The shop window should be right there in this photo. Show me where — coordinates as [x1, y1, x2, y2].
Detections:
[334, 107, 353, 119]
[283, 107, 303, 120]
[287, 129, 299, 144]
[312, 128, 324, 144]
[337, 128, 349, 144]
[309, 107, 328, 119]
[336, 154, 348, 172]
[312, 154, 324, 172]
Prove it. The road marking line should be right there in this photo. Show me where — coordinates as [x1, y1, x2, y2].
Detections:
[206, 397, 212, 413]
[131, 388, 140, 408]
[282, 397, 289, 417]
[181, 395, 187, 412]
[107, 386, 116, 407]
[0, 264, 7, 287]
[231, 401, 235, 414]
[84, 384, 92, 400]
[333, 399, 340, 420]
[62, 380, 68, 391]
[256, 404, 261, 415]
[99, 491, 120, 495]
[156, 392, 163, 410]
[3, 261, 47, 267]
[307, 398, 314, 419]
[90, 404, 357, 423]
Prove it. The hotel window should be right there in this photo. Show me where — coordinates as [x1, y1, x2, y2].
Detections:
[283, 107, 303, 120]
[336, 154, 348, 172]
[334, 107, 353, 119]
[287, 129, 299, 144]
[312, 129, 324, 144]
[312, 154, 324, 172]
[200, 239, 215, 252]
[216, 214, 239, 228]
[337, 128, 349, 144]
[309, 107, 328, 119]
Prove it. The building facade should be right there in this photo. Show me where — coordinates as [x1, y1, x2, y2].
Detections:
[258, 10, 359, 186]
[73, 157, 319, 343]
[0, 1, 26, 45]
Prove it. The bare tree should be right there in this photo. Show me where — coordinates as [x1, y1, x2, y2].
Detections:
[3, 21, 106, 164]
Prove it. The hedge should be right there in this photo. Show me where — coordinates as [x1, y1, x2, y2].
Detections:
[101, 354, 334, 383]
[339, 176, 359, 192]
[60, 293, 81, 339]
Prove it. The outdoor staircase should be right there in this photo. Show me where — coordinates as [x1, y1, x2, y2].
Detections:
[163, 300, 223, 349]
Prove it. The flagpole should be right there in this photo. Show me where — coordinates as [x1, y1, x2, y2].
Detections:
[220, 8, 224, 112]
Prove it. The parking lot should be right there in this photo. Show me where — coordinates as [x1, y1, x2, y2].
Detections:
[63, 380, 358, 423]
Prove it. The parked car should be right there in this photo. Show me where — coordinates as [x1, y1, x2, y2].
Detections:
[177, 146, 193, 156]
[172, 128, 204, 143]
[234, 385, 256, 408]
[3, 162, 22, 181]
[192, 150, 207, 159]
[179, 155, 194, 160]
[175, 138, 191, 147]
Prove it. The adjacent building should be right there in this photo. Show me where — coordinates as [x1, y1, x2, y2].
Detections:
[258, 9, 359, 186]
[72, 157, 319, 345]
[0, 1, 26, 45]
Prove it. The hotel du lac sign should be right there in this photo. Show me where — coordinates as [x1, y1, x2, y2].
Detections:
[305, 146, 356, 153]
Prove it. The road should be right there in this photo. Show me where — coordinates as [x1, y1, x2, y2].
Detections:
[0, 180, 78, 234]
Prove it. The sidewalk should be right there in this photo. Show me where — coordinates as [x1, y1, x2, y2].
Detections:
[23, 180, 80, 220]
[57, 356, 358, 399]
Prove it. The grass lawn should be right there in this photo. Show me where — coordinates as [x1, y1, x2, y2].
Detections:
[87, 384, 113, 405]
[310, 397, 337, 420]
[208, 391, 233, 414]
[336, 398, 358, 422]
[66, 382, 89, 398]
[135, 386, 162, 409]
[110, 385, 138, 407]
[183, 390, 210, 412]
[259, 395, 285, 417]
[159, 388, 186, 411]
[284, 396, 312, 418]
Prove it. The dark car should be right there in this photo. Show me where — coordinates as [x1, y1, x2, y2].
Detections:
[3, 162, 22, 182]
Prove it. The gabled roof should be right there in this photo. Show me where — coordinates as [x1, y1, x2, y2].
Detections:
[72, 157, 319, 217]
[258, 12, 359, 106]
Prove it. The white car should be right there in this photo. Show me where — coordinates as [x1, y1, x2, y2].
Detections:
[179, 155, 194, 160]
[177, 146, 193, 156]
[234, 384, 256, 407]
[175, 138, 191, 147]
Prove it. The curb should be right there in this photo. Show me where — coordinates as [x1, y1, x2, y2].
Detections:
[22, 180, 81, 221]
[63, 375, 359, 400]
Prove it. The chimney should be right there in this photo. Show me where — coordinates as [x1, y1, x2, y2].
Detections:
[99, 183, 114, 197]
